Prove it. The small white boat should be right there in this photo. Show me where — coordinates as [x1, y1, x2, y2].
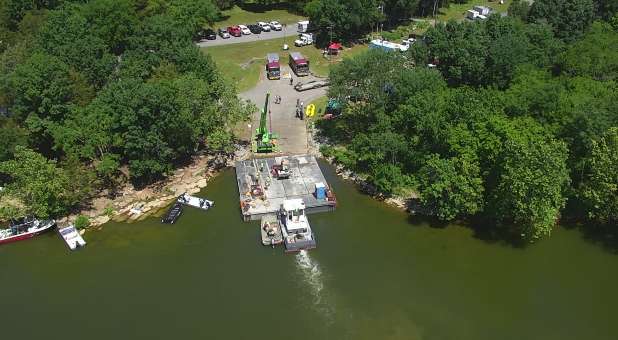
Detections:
[279, 199, 316, 252]
[177, 193, 214, 211]
[58, 225, 86, 250]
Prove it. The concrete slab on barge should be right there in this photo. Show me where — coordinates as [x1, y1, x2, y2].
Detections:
[235, 155, 336, 221]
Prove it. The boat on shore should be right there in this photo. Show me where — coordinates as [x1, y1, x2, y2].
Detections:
[260, 214, 283, 246]
[57, 225, 87, 250]
[161, 202, 183, 224]
[279, 199, 316, 253]
[0, 217, 56, 245]
[177, 193, 214, 211]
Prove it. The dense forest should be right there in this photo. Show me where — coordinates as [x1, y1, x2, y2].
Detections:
[0, 0, 251, 220]
[321, 0, 617, 241]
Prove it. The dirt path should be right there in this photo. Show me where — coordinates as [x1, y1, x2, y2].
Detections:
[239, 65, 327, 155]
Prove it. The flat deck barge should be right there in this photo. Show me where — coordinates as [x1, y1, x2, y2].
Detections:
[235, 155, 336, 221]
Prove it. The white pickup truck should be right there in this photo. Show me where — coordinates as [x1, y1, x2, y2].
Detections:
[295, 33, 314, 47]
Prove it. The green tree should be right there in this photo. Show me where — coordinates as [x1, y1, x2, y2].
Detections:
[490, 136, 570, 241]
[81, 0, 138, 54]
[305, 0, 381, 44]
[558, 21, 618, 81]
[528, 0, 595, 41]
[508, 0, 530, 21]
[581, 127, 618, 224]
[0, 146, 73, 218]
[418, 154, 484, 221]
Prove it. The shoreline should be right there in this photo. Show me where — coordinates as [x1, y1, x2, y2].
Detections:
[60, 145, 251, 232]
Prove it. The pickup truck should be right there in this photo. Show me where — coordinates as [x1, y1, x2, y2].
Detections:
[294, 33, 314, 47]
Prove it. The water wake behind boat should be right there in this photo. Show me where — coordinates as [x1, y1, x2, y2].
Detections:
[295, 250, 335, 321]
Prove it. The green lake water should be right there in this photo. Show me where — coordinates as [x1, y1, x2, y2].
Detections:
[1, 163, 617, 340]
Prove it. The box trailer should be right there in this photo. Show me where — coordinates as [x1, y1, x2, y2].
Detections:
[266, 53, 280, 80]
[289, 52, 309, 76]
[297, 20, 310, 33]
[368, 39, 409, 52]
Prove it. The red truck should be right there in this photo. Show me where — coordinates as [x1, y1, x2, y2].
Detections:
[227, 25, 241, 37]
[266, 53, 280, 80]
[289, 52, 309, 77]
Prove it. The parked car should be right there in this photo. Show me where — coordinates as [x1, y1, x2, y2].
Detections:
[227, 25, 241, 37]
[257, 21, 271, 32]
[238, 24, 251, 35]
[204, 29, 216, 40]
[218, 28, 230, 38]
[269, 21, 283, 31]
[248, 24, 262, 34]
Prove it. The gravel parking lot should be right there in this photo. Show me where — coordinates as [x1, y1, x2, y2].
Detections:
[197, 25, 301, 48]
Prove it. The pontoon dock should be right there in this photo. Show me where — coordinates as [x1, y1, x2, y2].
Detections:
[235, 155, 336, 221]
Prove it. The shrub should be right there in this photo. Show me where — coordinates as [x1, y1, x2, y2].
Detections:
[74, 215, 90, 229]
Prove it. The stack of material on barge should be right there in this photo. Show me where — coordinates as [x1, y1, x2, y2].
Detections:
[260, 214, 283, 246]
[177, 193, 214, 211]
[58, 225, 86, 250]
[161, 203, 183, 224]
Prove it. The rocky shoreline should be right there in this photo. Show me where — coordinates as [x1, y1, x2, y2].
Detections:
[59, 146, 251, 232]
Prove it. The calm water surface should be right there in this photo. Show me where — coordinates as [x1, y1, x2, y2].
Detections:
[1, 163, 617, 340]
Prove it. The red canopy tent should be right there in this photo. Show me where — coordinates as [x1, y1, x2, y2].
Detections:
[327, 42, 343, 55]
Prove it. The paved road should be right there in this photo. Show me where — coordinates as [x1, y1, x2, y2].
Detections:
[239, 66, 327, 155]
[197, 25, 300, 48]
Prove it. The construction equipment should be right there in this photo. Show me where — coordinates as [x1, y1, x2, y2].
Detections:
[271, 159, 291, 179]
[254, 93, 278, 153]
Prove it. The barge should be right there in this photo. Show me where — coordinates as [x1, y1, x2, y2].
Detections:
[236, 155, 336, 221]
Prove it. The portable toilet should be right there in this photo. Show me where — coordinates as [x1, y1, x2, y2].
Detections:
[315, 182, 326, 199]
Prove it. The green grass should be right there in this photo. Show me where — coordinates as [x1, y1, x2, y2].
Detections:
[204, 41, 367, 92]
[213, 4, 305, 30]
[308, 96, 329, 118]
[436, 0, 512, 22]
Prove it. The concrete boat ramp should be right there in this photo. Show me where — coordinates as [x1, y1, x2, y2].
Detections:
[235, 155, 336, 221]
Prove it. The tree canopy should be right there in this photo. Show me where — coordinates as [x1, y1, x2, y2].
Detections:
[0, 0, 250, 219]
[321, 14, 617, 241]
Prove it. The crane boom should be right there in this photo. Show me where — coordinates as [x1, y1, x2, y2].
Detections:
[258, 92, 270, 137]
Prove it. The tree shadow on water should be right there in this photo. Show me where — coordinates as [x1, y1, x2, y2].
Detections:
[567, 221, 618, 254]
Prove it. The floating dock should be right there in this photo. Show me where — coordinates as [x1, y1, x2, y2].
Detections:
[235, 155, 336, 221]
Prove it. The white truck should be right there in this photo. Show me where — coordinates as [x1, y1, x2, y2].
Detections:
[294, 33, 314, 47]
[297, 20, 310, 33]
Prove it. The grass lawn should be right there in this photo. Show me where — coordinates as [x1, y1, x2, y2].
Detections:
[214, 4, 305, 30]
[204, 41, 367, 92]
[436, 0, 512, 22]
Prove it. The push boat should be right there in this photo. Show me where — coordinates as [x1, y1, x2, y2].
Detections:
[57, 225, 87, 250]
[0, 217, 56, 245]
[177, 193, 214, 211]
[279, 199, 316, 252]
[161, 203, 183, 224]
[260, 214, 283, 246]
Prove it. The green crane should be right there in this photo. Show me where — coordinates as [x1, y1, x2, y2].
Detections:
[254, 92, 277, 153]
